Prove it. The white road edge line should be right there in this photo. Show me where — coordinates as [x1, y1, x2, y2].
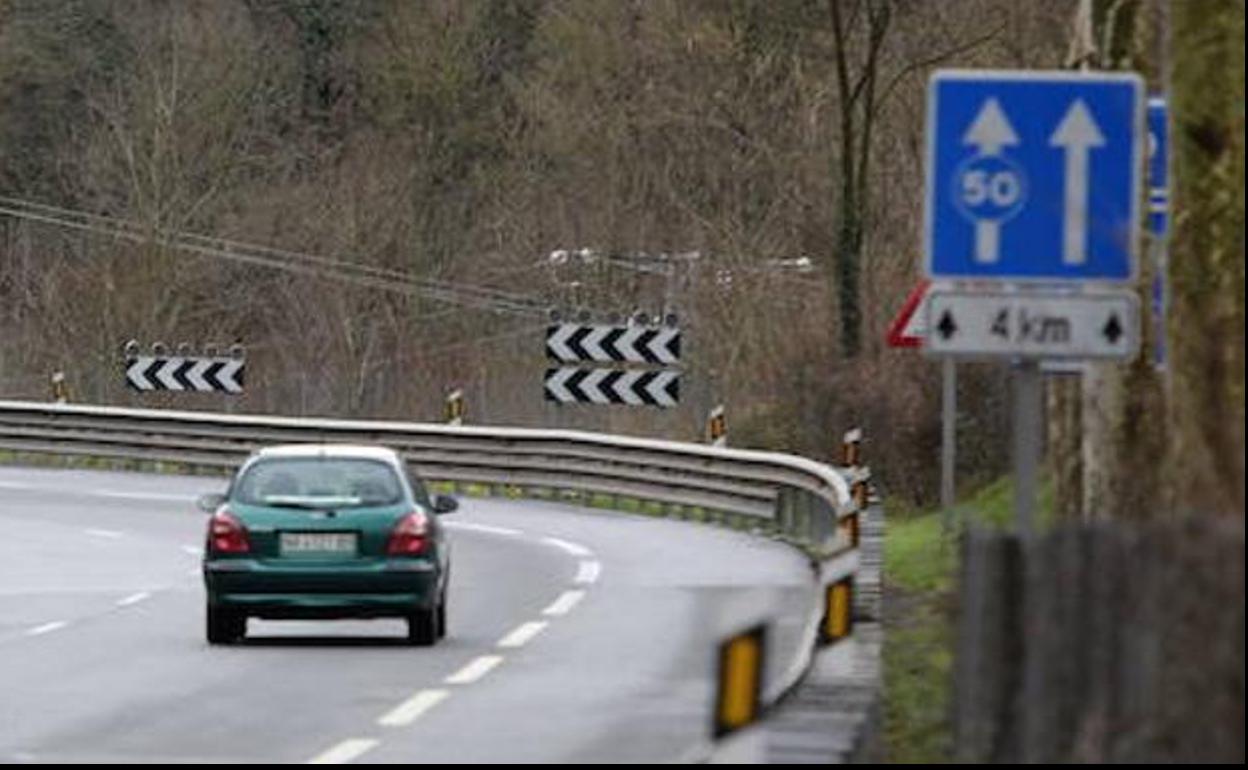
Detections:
[574, 560, 601, 584]
[307, 738, 380, 765]
[96, 490, 198, 502]
[497, 621, 548, 649]
[542, 590, 586, 617]
[26, 621, 68, 637]
[444, 655, 505, 685]
[541, 537, 593, 558]
[443, 522, 523, 537]
[84, 528, 123, 539]
[182, 545, 203, 556]
[377, 689, 449, 727]
[117, 591, 151, 607]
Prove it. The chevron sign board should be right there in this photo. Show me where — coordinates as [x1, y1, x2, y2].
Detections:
[125, 356, 244, 394]
[545, 368, 679, 408]
[546, 324, 680, 365]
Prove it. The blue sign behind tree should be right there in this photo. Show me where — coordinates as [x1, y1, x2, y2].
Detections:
[925, 71, 1145, 283]
[1148, 97, 1169, 369]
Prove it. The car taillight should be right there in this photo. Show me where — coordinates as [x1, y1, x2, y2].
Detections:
[208, 510, 250, 555]
[386, 512, 429, 556]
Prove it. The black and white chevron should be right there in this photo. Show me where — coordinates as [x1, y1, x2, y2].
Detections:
[546, 324, 680, 365]
[545, 368, 679, 408]
[125, 356, 244, 394]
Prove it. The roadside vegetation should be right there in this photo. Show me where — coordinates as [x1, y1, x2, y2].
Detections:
[881, 477, 1054, 763]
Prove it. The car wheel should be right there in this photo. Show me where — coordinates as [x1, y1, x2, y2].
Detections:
[207, 605, 245, 645]
[406, 605, 439, 646]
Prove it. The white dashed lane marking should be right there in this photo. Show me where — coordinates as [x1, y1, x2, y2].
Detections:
[26, 622, 68, 637]
[307, 738, 380, 764]
[573, 560, 601, 584]
[444, 655, 504, 685]
[84, 528, 123, 539]
[117, 592, 151, 607]
[377, 689, 449, 727]
[497, 621, 548, 649]
[542, 590, 586, 617]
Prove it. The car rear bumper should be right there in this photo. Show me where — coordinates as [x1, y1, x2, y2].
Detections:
[204, 558, 439, 616]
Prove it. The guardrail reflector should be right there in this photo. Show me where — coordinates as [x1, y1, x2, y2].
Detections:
[713, 624, 766, 737]
[823, 578, 854, 643]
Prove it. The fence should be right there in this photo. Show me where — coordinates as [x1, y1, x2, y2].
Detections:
[954, 517, 1245, 763]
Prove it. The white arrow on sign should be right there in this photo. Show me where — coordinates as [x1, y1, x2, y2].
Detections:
[156, 358, 185, 391]
[545, 367, 577, 402]
[582, 368, 612, 404]
[186, 359, 214, 392]
[216, 359, 245, 394]
[963, 98, 1020, 264]
[1050, 99, 1105, 266]
[126, 357, 155, 391]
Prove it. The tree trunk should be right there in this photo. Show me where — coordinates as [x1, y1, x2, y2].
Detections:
[1165, 0, 1246, 517]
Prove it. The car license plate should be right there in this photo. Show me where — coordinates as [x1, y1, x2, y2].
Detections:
[280, 532, 357, 556]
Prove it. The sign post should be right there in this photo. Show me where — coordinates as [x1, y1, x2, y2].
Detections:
[924, 70, 1144, 534]
[887, 280, 958, 539]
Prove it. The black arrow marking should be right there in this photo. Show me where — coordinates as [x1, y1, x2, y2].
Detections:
[634, 371, 659, 406]
[636, 329, 661, 364]
[601, 328, 626, 362]
[667, 331, 681, 362]
[203, 360, 227, 392]
[565, 368, 591, 401]
[1103, 314, 1123, 344]
[543, 368, 561, 401]
[664, 374, 679, 403]
[545, 325, 563, 360]
[937, 311, 958, 340]
[173, 359, 196, 390]
[600, 370, 625, 403]
[143, 358, 165, 389]
[566, 327, 593, 361]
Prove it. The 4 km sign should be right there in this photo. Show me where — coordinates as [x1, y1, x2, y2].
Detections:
[925, 71, 1144, 282]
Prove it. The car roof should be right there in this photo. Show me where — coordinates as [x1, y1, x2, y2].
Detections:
[252, 444, 403, 463]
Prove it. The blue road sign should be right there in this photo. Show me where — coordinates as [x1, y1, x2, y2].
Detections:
[1147, 97, 1169, 237]
[1148, 96, 1169, 369]
[925, 71, 1145, 283]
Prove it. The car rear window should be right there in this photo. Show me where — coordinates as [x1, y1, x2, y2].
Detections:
[233, 458, 403, 508]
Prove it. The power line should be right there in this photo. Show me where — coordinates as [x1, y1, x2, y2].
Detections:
[0, 196, 551, 318]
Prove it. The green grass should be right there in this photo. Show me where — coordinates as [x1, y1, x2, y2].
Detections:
[881, 475, 1053, 763]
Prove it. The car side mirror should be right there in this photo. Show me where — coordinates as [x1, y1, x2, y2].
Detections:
[432, 495, 458, 515]
[197, 493, 226, 513]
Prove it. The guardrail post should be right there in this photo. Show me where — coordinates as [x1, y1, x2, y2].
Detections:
[774, 488, 794, 535]
[50, 371, 69, 404]
[842, 427, 882, 622]
[445, 388, 465, 426]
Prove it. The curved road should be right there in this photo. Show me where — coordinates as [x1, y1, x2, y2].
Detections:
[0, 466, 814, 763]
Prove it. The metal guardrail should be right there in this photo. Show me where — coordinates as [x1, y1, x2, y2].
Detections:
[0, 400, 859, 558]
[0, 398, 872, 755]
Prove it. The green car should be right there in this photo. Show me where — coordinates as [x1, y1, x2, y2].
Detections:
[200, 444, 456, 646]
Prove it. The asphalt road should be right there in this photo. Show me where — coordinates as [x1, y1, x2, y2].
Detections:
[0, 465, 815, 764]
